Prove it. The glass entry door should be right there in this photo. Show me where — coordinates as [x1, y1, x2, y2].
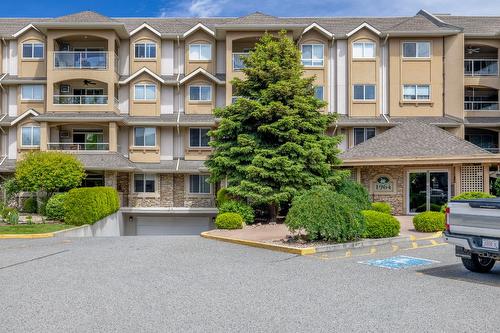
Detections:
[408, 171, 449, 213]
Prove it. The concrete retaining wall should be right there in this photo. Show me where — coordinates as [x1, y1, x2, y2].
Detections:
[53, 212, 123, 237]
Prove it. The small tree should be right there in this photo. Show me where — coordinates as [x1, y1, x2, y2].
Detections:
[206, 31, 347, 221]
[15, 152, 85, 197]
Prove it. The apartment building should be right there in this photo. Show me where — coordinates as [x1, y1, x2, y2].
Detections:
[1, 10, 500, 232]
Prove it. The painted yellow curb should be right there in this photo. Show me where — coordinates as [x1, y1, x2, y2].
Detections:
[0, 233, 54, 239]
[200, 231, 316, 255]
[409, 231, 443, 241]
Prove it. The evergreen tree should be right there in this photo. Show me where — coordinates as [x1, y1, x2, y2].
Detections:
[206, 31, 347, 221]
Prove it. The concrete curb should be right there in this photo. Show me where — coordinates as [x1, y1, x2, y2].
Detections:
[314, 235, 411, 253]
[0, 225, 87, 239]
[200, 231, 317, 255]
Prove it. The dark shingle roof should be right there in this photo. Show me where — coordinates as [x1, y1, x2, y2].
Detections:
[340, 120, 489, 161]
[75, 152, 135, 171]
[34, 112, 124, 122]
[53, 11, 116, 23]
[386, 13, 459, 33]
[336, 115, 461, 127]
[134, 159, 207, 173]
[0, 159, 16, 172]
[437, 15, 500, 35]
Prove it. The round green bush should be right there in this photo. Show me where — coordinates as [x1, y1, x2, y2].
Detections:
[23, 197, 37, 214]
[45, 193, 68, 221]
[215, 212, 244, 229]
[219, 200, 254, 224]
[413, 211, 446, 232]
[361, 210, 400, 238]
[336, 179, 371, 211]
[64, 187, 120, 226]
[370, 202, 392, 214]
[216, 188, 232, 207]
[285, 187, 365, 242]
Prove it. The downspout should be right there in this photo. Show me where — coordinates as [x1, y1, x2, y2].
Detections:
[442, 36, 446, 118]
[381, 34, 389, 117]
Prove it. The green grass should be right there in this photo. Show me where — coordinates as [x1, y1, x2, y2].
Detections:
[0, 224, 76, 234]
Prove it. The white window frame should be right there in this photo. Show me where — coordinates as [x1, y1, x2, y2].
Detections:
[189, 85, 212, 102]
[189, 43, 212, 61]
[133, 127, 157, 147]
[402, 84, 431, 101]
[189, 128, 211, 148]
[352, 41, 376, 59]
[134, 83, 156, 101]
[22, 42, 44, 59]
[134, 41, 157, 59]
[133, 173, 156, 193]
[402, 41, 431, 59]
[301, 44, 324, 67]
[353, 84, 376, 101]
[189, 174, 211, 194]
[21, 85, 44, 101]
[353, 127, 376, 146]
[21, 125, 40, 147]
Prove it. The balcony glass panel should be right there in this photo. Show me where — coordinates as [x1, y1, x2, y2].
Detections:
[232, 53, 249, 70]
[53, 95, 108, 105]
[54, 51, 107, 69]
[464, 59, 498, 76]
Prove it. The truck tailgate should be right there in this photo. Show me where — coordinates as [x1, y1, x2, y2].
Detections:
[448, 199, 500, 238]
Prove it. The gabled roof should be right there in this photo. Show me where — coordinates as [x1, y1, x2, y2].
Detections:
[387, 11, 460, 34]
[119, 67, 165, 84]
[53, 11, 115, 23]
[12, 24, 41, 37]
[183, 23, 215, 38]
[346, 22, 381, 37]
[178, 68, 225, 85]
[340, 121, 492, 165]
[226, 12, 281, 25]
[302, 23, 334, 39]
[129, 22, 162, 37]
[10, 109, 39, 125]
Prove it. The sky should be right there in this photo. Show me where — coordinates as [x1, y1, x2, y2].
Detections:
[2, 0, 500, 18]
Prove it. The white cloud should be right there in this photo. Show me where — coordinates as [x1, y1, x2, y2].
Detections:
[161, 0, 228, 17]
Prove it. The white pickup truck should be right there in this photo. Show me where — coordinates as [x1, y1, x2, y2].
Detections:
[444, 198, 500, 273]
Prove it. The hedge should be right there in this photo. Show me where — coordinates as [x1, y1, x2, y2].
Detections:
[413, 211, 446, 232]
[336, 179, 371, 211]
[219, 200, 254, 224]
[45, 193, 68, 221]
[215, 212, 244, 229]
[440, 191, 495, 212]
[286, 187, 365, 242]
[362, 210, 400, 238]
[64, 187, 120, 226]
[370, 202, 392, 214]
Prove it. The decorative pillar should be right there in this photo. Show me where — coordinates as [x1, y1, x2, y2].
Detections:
[39, 122, 48, 151]
[108, 122, 117, 152]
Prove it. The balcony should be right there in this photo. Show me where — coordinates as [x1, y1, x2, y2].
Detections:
[464, 87, 499, 111]
[464, 59, 498, 76]
[54, 51, 108, 70]
[47, 142, 109, 151]
[464, 101, 499, 111]
[53, 95, 108, 105]
[232, 53, 249, 71]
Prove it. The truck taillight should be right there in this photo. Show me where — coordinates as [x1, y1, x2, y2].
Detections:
[445, 207, 450, 231]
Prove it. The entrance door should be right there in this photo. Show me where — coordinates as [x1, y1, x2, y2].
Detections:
[408, 171, 449, 213]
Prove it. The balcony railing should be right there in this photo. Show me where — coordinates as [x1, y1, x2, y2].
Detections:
[54, 51, 108, 69]
[232, 53, 249, 71]
[464, 59, 498, 76]
[53, 95, 108, 105]
[464, 101, 499, 111]
[47, 142, 109, 151]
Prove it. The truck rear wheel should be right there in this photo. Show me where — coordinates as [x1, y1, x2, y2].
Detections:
[461, 254, 495, 273]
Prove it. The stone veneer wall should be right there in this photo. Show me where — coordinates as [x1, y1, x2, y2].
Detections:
[117, 172, 130, 206]
[359, 166, 405, 215]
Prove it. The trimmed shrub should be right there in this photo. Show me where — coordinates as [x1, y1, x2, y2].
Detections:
[1, 207, 19, 224]
[215, 212, 244, 229]
[336, 179, 371, 211]
[440, 191, 495, 212]
[64, 187, 120, 226]
[413, 211, 446, 232]
[370, 202, 392, 214]
[46, 193, 68, 221]
[285, 187, 365, 242]
[22, 197, 37, 213]
[219, 200, 254, 224]
[362, 210, 400, 238]
[216, 188, 232, 207]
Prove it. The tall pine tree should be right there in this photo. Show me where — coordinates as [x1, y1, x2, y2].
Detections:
[206, 31, 347, 221]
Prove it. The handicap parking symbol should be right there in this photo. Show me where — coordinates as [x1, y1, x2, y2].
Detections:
[359, 255, 439, 269]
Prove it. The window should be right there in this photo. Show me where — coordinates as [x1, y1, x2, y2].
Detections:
[134, 174, 156, 193]
[22, 42, 44, 59]
[21, 126, 40, 147]
[301, 44, 324, 67]
[231, 96, 241, 104]
[134, 127, 156, 147]
[134, 42, 156, 59]
[189, 44, 211, 61]
[353, 84, 376, 101]
[189, 175, 211, 194]
[189, 128, 210, 147]
[189, 85, 212, 101]
[403, 42, 430, 58]
[134, 83, 156, 101]
[21, 85, 44, 101]
[353, 41, 375, 58]
[403, 84, 430, 101]
[354, 128, 375, 146]
[314, 86, 324, 100]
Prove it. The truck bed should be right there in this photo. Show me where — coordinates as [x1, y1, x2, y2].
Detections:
[447, 199, 500, 238]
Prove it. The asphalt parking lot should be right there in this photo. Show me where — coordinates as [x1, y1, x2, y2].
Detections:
[0, 236, 499, 332]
